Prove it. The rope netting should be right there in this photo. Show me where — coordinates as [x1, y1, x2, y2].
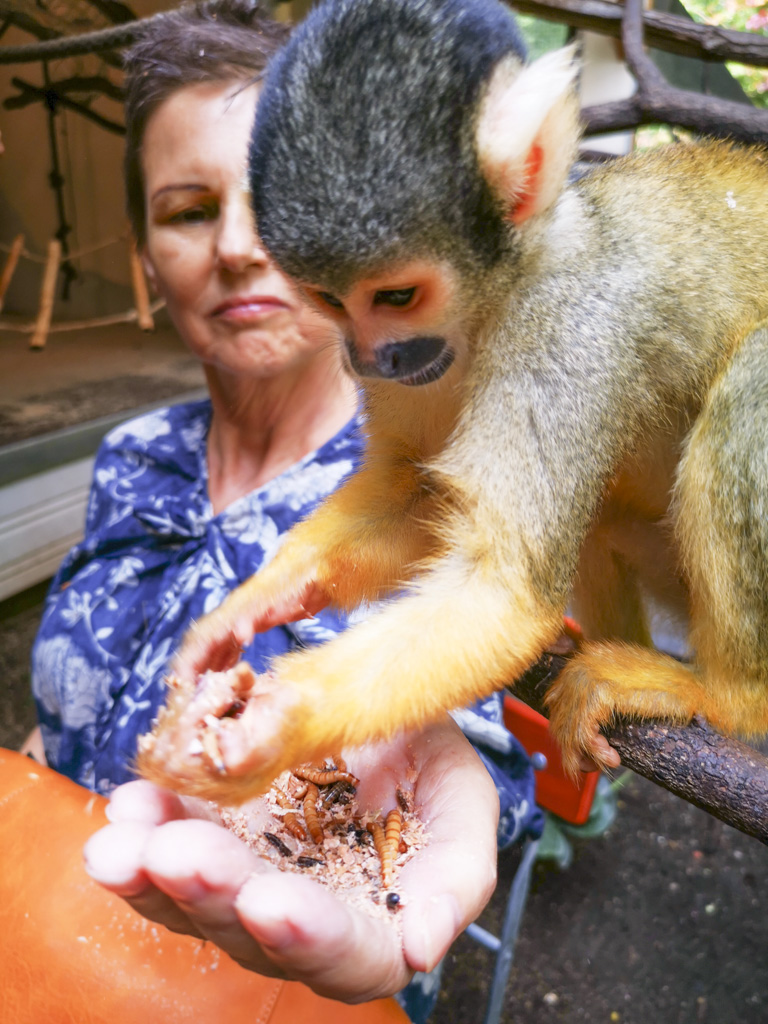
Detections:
[0, 0, 114, 37]
[0, 231, 125, 264]
[0, 1, 292, 64]
[0, 232, 161, 347]
[0, 5, 172, 345]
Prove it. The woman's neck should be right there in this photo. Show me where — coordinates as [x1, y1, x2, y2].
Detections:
[204, 357, 359, 515]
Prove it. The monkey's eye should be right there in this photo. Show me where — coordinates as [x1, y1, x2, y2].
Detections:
[373, 287, 416, 308]
[317, 291, 345, 310]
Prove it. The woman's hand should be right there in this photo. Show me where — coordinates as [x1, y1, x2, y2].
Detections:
[83, 717, 499, 1004]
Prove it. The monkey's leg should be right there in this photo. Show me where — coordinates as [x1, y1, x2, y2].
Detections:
[173, 455, 440, 681]
[674, 324, 768, 738]
[571, 524, 653, 646]
[549, 325, 768, 776]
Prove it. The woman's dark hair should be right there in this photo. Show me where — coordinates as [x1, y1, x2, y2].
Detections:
[123, 0, 290, 246]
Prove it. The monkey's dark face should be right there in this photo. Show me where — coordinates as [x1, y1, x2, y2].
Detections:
[302, 260, 469, 387]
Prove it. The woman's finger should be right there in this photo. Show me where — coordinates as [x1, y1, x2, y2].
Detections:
[83, 820, 204, 937]
[235, 870, 409, 1001]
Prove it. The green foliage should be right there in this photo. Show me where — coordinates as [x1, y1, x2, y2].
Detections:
[679, 0, 768, 107]
[516, 14, 569, 61]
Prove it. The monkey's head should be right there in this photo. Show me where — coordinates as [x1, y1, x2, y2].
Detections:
[250, 0, 579, 387]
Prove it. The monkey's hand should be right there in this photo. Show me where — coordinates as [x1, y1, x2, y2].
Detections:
[171, 558, 329, 684]
[137, 663, 313, 804]
[171, 458, 438, 685]
[545, 641, 706, 779]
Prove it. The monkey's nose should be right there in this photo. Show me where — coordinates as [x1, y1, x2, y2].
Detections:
[374, 336, 448, 380]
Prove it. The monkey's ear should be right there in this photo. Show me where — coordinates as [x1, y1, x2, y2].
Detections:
[476, 45, 580, 226]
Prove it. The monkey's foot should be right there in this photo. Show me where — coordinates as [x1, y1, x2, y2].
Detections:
[544, 642, 701, 780]
[136, 663, 312, 804]
[545, 665, 623, 780]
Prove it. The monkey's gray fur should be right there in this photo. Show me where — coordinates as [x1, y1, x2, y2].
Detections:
[249, 0, 527, 291]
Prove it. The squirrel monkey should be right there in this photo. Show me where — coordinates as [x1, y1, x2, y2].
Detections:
[139, 0, 768, 801]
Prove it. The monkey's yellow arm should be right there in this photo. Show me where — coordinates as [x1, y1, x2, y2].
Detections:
[170, 449, 441, 684]
[139, 512, 563, 802]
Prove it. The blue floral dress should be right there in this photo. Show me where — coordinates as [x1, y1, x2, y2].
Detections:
[31, 398, 541, 848]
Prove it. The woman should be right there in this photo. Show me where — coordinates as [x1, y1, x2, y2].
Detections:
[31, 0, 540, 1011]
[30, 7, 358, 791]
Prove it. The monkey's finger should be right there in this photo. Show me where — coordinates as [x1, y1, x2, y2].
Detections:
[172, 580, 330, 683]
[170, 627, 243, 683]
[577, 732, 621, 773]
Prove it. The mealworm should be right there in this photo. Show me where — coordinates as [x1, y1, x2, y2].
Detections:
[367, 818, 396, 887]
[367, 820, 385, 854]
[396, 787, 414, 814]
[330, 752, 347, 772]
[273, 787, 307, 841]
[294, 764, 359, 787]
[303, 782, 324, 844]
[290, 780, 308, 800]
[385, 807, 402, 853]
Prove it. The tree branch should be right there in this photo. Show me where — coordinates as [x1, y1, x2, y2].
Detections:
[510, 0, 768, 67]
[512, 654, 768, 846]
[616, 0, 768, 142]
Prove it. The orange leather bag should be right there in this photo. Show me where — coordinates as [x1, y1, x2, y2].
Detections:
[0, 749, 408, 1024]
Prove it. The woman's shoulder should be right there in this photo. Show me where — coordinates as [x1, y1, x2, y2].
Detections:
[99, 398, 211, 460]
[85, 398, 212, 526]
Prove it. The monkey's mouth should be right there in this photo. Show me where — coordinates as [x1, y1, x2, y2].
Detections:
[398, 346, 455, 387]
[346, 335, 455, 385]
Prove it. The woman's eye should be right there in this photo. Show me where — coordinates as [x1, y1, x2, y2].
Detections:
[169, 203, 217, 224]
[317, 291, 345, 310]
[373, 287, 416, 308]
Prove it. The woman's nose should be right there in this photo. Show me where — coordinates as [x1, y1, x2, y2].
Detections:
[216, 196, 268, 272]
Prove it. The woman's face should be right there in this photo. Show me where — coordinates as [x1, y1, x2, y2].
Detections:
[141, 81, 335, 380]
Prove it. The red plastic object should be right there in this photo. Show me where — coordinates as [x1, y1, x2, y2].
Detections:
[503, 694, 599, 825]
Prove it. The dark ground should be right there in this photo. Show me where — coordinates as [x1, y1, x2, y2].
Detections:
[1, 323, 766, 1024]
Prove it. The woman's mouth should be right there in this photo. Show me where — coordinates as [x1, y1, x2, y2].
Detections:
[212, 295, 291, 323]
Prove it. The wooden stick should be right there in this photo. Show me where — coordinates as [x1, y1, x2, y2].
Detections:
[29, 239, 61, 350]
[129, 237, 154, 331]
[511, 653, 768, 846]
[0, 233, 24, 313]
